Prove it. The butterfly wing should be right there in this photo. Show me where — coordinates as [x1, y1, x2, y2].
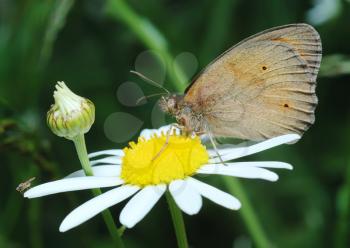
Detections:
[184, 23, 321, 140]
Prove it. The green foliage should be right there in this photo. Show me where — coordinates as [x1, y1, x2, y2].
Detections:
[1, 0, 350, 247]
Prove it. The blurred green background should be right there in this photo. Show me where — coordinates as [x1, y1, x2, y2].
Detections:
[1, 0, 350, 247]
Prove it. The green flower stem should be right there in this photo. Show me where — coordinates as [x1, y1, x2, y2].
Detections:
[28, 199, 43, 248]
[165, 191, 189, 248]
[39, 0, 75, 71]
[105, 0, 187, 92]
[72, 134, 125, 248]
[222, 177, 271, 248]
[334, 160, 350, 248]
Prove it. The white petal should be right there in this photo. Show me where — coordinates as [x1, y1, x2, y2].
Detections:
[88, 149, 124, 158]
[221, 162, 293, 170]
[24, 177, 124, 198]
[65, 165, 121, 178]
[59, 185, 139, 232]
[140, 124, 180, 140]
[120, 185, 166, 228]
[188, 178, 241, 210]
[169, 179, 202, 215]
[158, 124, 180, 135]
[140, 129, 155, 140]
[197, 164, 279, 181]
[139, 129, 155, 140]
[209, 134, 301, 162]
[90, 156, 122, 166]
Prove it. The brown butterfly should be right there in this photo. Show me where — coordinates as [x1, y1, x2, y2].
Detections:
[159, 23, 321, 141]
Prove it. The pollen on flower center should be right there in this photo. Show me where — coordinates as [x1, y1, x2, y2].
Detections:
[121, 132, 209, 187]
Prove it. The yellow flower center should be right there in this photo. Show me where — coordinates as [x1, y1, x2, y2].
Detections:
[121, 132, 209, 187]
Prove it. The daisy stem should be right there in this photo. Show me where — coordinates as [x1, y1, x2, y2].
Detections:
[222, 177, 271, 248]
[165, 191, 189, 248]
[72, 134, 125, 248]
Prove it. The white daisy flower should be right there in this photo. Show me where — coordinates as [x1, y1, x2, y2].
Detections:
[24, 125, 298, 232]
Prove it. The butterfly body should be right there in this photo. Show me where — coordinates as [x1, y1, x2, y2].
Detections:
[160, 24, 321, 141]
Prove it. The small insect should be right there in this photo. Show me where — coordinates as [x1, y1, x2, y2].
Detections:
[16, 177, 36, 193]
[158, 23, 321, 141]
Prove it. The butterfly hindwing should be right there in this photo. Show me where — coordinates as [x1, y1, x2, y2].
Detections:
[184, 24, 321, 140]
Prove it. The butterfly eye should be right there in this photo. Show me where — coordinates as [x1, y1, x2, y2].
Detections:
[262, 66, 267, 70]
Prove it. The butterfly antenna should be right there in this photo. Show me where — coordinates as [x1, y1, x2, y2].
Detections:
[130, 70, 170, 94]
[136, 92, 168, 105]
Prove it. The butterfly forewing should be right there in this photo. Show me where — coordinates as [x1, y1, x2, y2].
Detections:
[184, 23, 321, 140]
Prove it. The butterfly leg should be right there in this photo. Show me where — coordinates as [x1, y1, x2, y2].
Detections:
[206, 128, 228, 166]
[151, 124, 181, 161]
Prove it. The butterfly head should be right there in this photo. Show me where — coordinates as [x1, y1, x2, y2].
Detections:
[159, 94, 190, 127]
[159, 94, 183, 115]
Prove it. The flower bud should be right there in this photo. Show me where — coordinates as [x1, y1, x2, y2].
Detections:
[47, 82, 95, 140]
